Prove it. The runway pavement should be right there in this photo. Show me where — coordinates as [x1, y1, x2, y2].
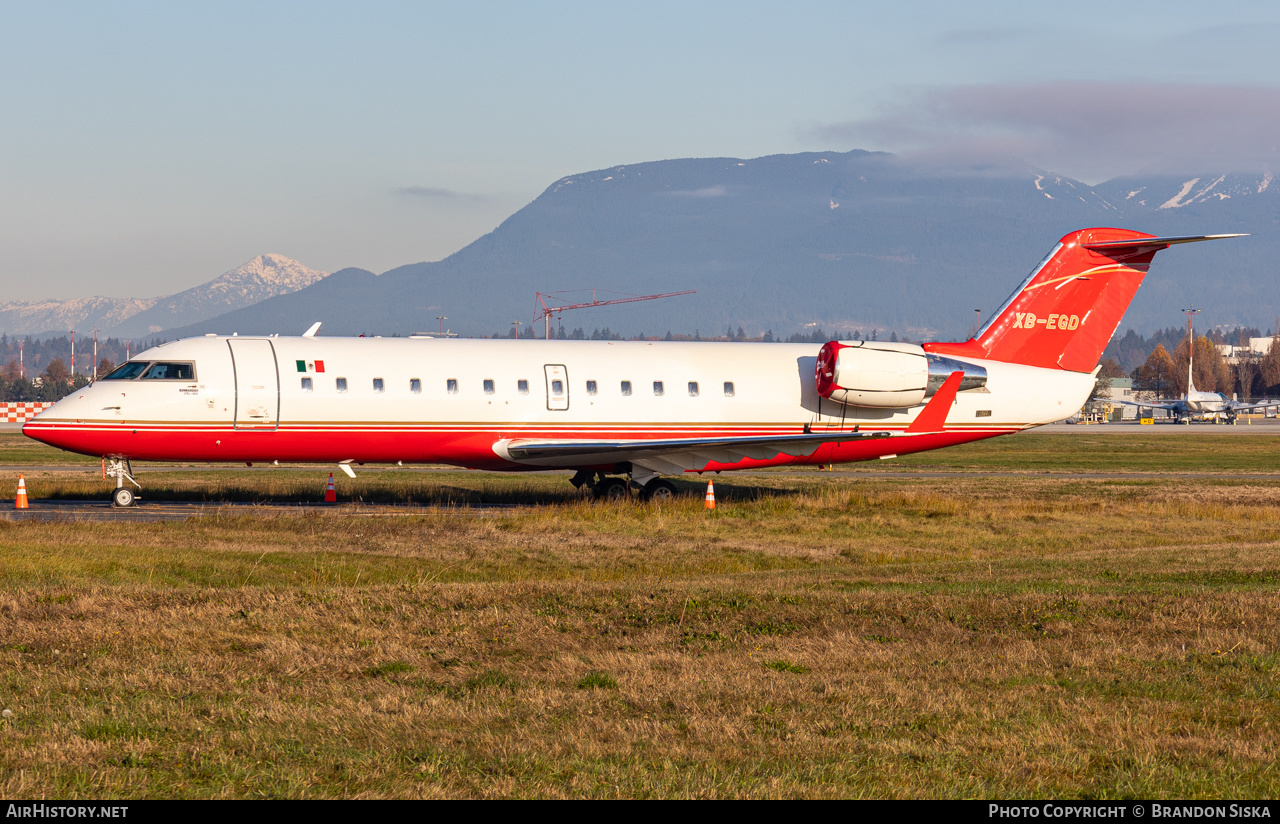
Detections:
[1035, 421, 1280, 434]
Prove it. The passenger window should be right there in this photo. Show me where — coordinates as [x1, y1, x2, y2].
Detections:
[336, 378, 348, 393]
[518, 379, 529, 394]
[373, 377, 384, 393]
[142, 362, 195, 380]
[484, 379, 495, 395]
[688, 381, 699, 397]
[551, 379, 564, 394]
[620, 380, 632, 396]
[410, 378, 421, 394]
[653, 381, 664, 396]
[301, 377, 313, 392]
[586, 380, 598, 395]
[724, 382, 735, 397]
[447, 378, 458, 394]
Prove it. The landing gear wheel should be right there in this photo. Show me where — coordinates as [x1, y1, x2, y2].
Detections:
[642, 479, 677, 502]
[593, 477, 630, 501]
[112, 487, 136, 508]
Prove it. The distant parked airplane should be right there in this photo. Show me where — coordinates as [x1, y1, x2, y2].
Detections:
[1121, 308, 1278, 423]
[24, 228, 1243, 506]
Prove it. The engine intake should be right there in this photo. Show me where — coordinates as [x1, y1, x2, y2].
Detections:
[815, 341, 987, 408]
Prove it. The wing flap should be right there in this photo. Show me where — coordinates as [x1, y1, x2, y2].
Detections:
[496, 430, 891, 470]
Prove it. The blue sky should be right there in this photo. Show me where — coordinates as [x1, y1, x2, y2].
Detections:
[4, 1, 1280, 300]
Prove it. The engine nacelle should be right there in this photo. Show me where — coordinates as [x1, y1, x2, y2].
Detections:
[815, 341, 928, 408]
[815, 341, 988, 408]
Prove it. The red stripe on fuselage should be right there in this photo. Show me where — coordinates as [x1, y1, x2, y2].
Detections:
[22, 420, 1018, 471]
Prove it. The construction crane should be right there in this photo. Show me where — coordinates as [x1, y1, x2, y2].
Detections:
[534, 289, 696, 339]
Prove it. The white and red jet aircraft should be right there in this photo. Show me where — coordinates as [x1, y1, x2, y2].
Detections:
[24, 227, 1241, 506]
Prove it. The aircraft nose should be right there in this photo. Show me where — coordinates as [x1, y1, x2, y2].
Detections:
[22, 417, 58, 448]
[21, 392, 94, 449]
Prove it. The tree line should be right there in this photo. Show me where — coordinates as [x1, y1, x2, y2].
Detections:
[0, 334, 169, 402]
[1, 359, 101, 402]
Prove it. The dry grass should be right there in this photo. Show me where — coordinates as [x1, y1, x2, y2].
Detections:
[1, 434, 1280, 797]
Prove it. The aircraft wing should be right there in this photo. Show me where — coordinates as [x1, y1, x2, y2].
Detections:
[1115, 399, 1186, 411]
[495, 370, 965, 475]
[495, 429, 892, 474]
[1227, 399, 1280, 412]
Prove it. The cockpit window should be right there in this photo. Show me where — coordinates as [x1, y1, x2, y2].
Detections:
[141, 362, 196, 381]
[101, 361, 151, 380]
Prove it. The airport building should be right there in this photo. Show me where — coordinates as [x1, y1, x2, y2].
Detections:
[1216, 337, 1278, 363]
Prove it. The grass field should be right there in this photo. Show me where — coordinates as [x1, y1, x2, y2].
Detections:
[1, 431, 1279, 798]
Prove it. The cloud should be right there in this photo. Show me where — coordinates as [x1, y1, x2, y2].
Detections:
[396, 186, 488, 203]
[812, 82, 1280, 183]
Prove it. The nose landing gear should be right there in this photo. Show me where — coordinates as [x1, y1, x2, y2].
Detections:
[106, 458, 141, 507]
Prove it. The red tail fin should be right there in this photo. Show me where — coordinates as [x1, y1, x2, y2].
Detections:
[925, 228, 1243, 372]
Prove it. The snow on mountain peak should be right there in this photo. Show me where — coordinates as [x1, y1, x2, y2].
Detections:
[199, 254, 329, 297]
[0, 254, 330, 337]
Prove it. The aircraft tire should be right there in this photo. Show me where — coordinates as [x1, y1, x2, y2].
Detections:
[594, 478, 630, 502]
[642, 479, 677, 502]
[112, 487, 136, 508]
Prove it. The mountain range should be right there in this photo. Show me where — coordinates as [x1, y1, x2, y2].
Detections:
[0, 254, 328, 338]
[14, 150, 1280, 341]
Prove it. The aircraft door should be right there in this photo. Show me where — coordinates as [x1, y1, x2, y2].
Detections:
[544, 364, 569, 411]
[228, 339, 280, 430]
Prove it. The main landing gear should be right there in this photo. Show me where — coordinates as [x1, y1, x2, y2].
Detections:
[569, 470, 679, 502]
[106, 458, 142, 507]
[642, 479, 677, 502]
[595, 477, 630, 501]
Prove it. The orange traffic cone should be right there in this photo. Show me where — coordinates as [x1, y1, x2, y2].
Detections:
[704, 479, 715, 510]
[14, 474, 28, 510]
[324, 472, 336, 504]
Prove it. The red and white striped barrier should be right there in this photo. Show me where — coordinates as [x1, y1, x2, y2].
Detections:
[0, 403, 54, 423]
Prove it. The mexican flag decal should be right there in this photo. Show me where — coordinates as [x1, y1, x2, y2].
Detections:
[296, 360, 326, 373]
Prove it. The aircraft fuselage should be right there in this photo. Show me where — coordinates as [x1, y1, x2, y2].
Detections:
[24, 335, 1092, 470]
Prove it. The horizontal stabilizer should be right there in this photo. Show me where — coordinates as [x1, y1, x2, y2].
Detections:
[1082, 234, 1247, 252]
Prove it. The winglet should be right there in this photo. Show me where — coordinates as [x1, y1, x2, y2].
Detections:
[905, 371, 964, 434]
[303, 322, 322, 337]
